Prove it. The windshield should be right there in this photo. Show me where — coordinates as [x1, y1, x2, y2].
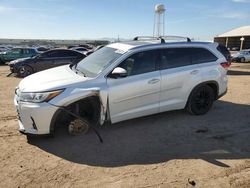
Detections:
[76, 46, 123, 77]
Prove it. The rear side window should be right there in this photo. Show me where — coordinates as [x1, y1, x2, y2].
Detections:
[190, 48, 218, 64]
[160, 47, 218, 70]
[45, 50, 68, 58]
[161, 48, 191, 69]
[217, 44, 231, 61]
[63, 50, 82, 57]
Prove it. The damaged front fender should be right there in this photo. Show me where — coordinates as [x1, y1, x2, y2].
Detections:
[49, 86, 109, 127]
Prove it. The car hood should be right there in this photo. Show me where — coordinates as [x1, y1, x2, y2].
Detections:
[9, 57, 32, 65]
[18, 65, 89, 92]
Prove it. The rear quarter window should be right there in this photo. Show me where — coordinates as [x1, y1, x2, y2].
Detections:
[190, 48, 218, 64]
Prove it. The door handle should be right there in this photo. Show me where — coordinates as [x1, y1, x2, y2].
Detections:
[148, 78, 160, 84]
[190, 70, 199, 75]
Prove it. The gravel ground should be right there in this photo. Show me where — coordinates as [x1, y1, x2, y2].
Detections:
[0, 63, 250, 188]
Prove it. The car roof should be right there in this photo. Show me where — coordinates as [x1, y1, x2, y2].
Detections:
[107, 40, 216, 53]
[45, 48, 83, 54]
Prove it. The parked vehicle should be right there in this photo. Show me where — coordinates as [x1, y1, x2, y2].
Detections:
[84, 45, 104, 56]
[231, 49, 250, 63]
[36, 46, 50, 53]
[0, 46, 10, 52]
[70, 47, 89, 53]
[14, 36, 230, 136]
[9, 49, 85, 77]
[0, 47, 38, 64]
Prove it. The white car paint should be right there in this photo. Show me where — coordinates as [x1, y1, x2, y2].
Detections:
[14, 40, 229, 135]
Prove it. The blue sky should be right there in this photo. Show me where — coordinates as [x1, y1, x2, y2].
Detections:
[0, 0, 249, 40]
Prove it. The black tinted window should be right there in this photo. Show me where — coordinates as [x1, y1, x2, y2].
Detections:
[63, 50, 81, 57]
[119, 50, 158, 76]
[191, 48, 217, 64]
[161, 48, 191, 69]
[43, 50, 65, 58]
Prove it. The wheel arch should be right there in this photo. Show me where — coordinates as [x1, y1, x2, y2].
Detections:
[49, 95, 104, 135]
[186, 80, 219, 108]
[17, 64, 34, 77]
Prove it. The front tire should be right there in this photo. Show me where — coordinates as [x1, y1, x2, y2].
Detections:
[187, 85, 215, 115]
[18, 65, 33, 77]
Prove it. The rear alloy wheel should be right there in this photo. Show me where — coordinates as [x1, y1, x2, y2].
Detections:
[187, 85, 215, 115]
[68, 118, 90, 136]
[240, 57, 245, 63]
[18, 65, 33, 77]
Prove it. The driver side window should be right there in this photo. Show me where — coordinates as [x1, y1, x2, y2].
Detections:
[119, 50, 158, 76]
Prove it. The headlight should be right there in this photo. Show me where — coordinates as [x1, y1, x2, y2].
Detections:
[18, 90, 64, 103]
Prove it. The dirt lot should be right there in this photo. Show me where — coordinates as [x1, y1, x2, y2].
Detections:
[0, 63, 250, 188]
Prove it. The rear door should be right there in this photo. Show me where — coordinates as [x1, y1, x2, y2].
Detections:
[159, 47, 218, 113]
[34, 51, 56, 71]
[159, 48, 200, 112]
[107, 49, 161, 123]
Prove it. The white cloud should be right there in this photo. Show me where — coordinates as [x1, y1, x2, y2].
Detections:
[220, 12, 249, 19]
[0, 5, 14, 13]
[232, 0, 250, 3]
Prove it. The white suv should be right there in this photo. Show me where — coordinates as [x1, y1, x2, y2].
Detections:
[14, 37, 230, 136]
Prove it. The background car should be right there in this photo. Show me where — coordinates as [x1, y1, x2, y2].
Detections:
[36, 46, 50, 53]
[0, 46, 10, 52]
[231, 49, 250, 63]
[84, 45, 104, 56]
[0, 47, 38, 64]
[9, 49, 85, 77]
[70, 47, 89, 53]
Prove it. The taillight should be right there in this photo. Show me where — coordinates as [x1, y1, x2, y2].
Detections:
[220, 62, 231, 69]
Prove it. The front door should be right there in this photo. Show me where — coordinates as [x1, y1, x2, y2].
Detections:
[107, 49, 161, 123]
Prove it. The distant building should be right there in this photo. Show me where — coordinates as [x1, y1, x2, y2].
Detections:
[214, 26, 250, 51]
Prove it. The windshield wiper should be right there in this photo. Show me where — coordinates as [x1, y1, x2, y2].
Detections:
[73, 65, 85, 77]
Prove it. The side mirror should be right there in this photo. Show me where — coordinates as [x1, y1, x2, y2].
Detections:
[109, 67, 127, 78]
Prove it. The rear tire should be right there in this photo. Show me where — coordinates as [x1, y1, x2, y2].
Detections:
[18, 65, 33, 77]
[187, 85, 215, 115]
[240, 57, 245, 63]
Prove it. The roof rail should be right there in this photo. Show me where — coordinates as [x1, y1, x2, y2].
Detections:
[159, 36, 191, 42]
[133, 36, 165, 43]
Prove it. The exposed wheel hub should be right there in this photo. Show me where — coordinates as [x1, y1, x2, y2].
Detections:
[68, 119, 89, 135]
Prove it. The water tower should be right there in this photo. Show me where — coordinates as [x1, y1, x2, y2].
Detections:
[153, 4, 166, 37]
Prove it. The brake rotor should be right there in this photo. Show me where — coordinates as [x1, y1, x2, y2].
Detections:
[68, 118, 89, 135]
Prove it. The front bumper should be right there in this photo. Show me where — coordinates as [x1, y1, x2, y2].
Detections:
[9, 64, 18, 73]
[14, 96, 58, 135]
